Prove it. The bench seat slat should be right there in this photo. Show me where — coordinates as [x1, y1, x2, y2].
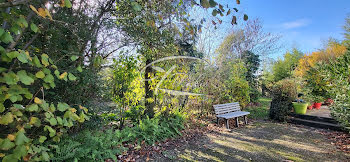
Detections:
[214, 103, 239, 108]
[215, 109, 240, 113]
[214, 106, 241, 110]
[214, 102, 241, 115]
[214, 106, 240, 110]
[217, 111, 250, 119]
[215, 105, 240, 109]
[214, 105, 240, 109]
[213, 102, 250, 129]
[215, 109, 241, 115]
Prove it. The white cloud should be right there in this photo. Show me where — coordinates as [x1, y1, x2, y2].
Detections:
[281, 19, 311, 29]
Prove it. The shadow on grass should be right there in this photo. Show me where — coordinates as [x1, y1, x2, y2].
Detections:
[175, 121, 349, 162]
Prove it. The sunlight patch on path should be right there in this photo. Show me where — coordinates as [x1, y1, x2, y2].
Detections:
[175, 121, 350, 162]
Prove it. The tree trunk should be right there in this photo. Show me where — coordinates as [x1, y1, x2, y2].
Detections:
[144, 58, 154, 118]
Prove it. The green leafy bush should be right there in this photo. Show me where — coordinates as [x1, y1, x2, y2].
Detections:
[0, 48, 89, 161]
[47, 68, 107, 106]
[249, 88, 261, 103]
[312, 51, 350, 131]
[125, 105, 145, 123]
[304, 65, 330, 101]
[130, 111, 186, 145]
[49, 129, 124, 162]
[49, 111, 186, 161]
[269, 79, 297, 121]
[223, 61, 251, 107]
[0, 2, 92, 161]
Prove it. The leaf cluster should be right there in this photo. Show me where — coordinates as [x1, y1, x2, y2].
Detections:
[269, 79, 297, 121]
[49, 111, 186, 161]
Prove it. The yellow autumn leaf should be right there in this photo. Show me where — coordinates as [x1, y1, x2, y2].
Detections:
[79, 105, 88, 113]
[29, 117, 39, 125]
[37, 8, 47, 18]
[25, 51, 32, 61]
[0, 153, 5, 158]
[59, 0, 65, 7]
[7, 134, 15, 141]
[45, 8, 53, 20]
[29, 5, 39, 14]
[70, 108, 77, 113]
[5, 94, 10, 100]
[16, 126, 25, 132]
[34, 97, 43, 104]
[59, 72, 67, 79]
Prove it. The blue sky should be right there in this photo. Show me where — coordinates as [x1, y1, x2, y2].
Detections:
[239, 0, 350, 58]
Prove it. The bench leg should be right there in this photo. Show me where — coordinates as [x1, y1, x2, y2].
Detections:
[235, 117, 239, 127]
[217, 117, 219, 124]
[225, 119, 229, 129]
[244, 115, 248, 124]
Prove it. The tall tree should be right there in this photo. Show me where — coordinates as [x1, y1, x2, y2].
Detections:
[242, 50, 260, 101]
[272, 48, 303, 82]
[343, 14, 350, 46]
[216, 19, 280, 64]
[295, 40, 347, 77]
[114, 0, 245, 118]
[242, 50, 260, 86]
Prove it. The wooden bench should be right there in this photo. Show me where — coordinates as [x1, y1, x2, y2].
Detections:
[214, 102, 250, 129]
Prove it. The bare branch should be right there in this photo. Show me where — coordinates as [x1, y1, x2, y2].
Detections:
[6, 12, 34, 52]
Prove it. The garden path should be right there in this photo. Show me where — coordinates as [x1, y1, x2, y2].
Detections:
[306, 106, 331, 118]
[153, 121, 349, 162]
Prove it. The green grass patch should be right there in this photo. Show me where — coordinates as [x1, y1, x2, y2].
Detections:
[245, 97, 271, 120]
[258, 97, 272, 107]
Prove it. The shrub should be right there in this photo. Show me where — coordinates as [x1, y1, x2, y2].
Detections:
[249, 88, 261, 103]
[47, 69, 107, 106]
[304, 64, 331, 100]
[0, 3, 93, 161]
[49, 129, 124, 162]
[131, 111, 186, 145]
[0, 52, 89, 161]
[313, 51, 350, 131]
[48, 111, 186, 161]
[269, 79, 297, 121]
[223, 61, 251, 107]
[125, 105, 145, 124]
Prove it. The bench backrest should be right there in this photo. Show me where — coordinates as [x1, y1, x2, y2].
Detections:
[213, 102, 241, 115]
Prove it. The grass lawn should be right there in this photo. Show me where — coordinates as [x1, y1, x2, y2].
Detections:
[245, 97, 272, 120]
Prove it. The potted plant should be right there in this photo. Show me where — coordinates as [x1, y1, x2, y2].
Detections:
[292, 94, 308, 115]
[303, 95, 313, 110]
[313, 96, 324, 110]
[307, 102, 313, 110]
[324, 98, 334, 106]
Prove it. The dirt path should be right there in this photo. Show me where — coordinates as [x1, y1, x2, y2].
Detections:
[153, 121, 350, 162]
